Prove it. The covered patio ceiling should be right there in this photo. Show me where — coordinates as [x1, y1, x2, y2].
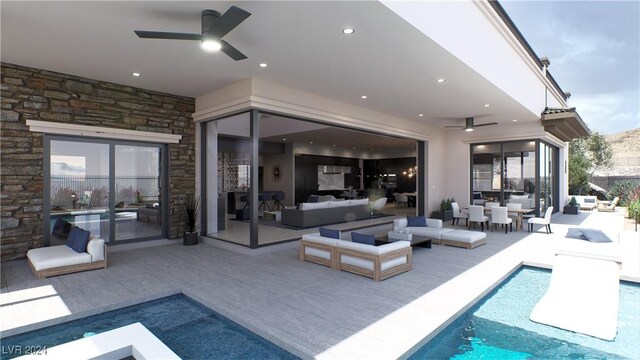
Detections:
[1, 1, 540, 130]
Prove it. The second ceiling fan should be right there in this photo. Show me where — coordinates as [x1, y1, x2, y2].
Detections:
[445, 117, 498, 132]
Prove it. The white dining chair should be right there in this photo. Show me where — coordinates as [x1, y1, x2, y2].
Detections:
[394, 193, 409, 208]
[491, 206, 513, 233]
[451, 201, 468, 226]
[468, 205, 489, 231]
[484, 202, 500, 210]
[528, 206, 554, 234]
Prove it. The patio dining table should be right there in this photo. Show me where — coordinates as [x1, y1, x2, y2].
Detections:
[462, 207, 534, 231]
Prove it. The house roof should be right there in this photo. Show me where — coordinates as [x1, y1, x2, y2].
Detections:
[541, 107, 590, 141]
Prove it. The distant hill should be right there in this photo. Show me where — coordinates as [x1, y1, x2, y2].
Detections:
[595, 128, 640, 176]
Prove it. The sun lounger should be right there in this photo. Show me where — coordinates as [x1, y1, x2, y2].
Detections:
[529, 254, 620, 340]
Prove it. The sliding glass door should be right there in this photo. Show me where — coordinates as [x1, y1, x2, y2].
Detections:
[46, 136, 166, 246]
[48, 140, 111, 246]
[115, 145, 162, 241]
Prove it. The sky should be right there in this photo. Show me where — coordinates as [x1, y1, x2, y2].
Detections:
[501, 0, 640, 135]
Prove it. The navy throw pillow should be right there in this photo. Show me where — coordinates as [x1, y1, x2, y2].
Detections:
[71, 228, 91, 253]
[351, 232, 376, 245]
[52, 218, 72, 239]
[66, 226, 80, 248]
[584, 198, 596, 204]
[308, 195, 319, 203]
[319, 227, 340, 239]
[407, 216, 427, 227]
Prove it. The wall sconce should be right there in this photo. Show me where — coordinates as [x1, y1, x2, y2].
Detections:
[273, 165, 281, 180]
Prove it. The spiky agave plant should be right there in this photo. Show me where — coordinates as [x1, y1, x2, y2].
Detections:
[181, 194, 200, 233]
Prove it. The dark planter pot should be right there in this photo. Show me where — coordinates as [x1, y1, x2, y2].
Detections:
[432, 210, 454, 222]
[183, 231, 199, 246]
[563, 205, 580, 215]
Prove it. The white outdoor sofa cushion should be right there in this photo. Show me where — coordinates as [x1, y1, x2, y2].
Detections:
[300, 233, 412, 281]
[440, 230, 487, 249]
[393, 218, 454, 244]
[27, 238, 107, 279]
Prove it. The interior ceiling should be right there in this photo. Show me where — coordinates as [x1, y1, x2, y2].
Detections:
[261, 116, 415, 150]
[1, 1, 538, 129]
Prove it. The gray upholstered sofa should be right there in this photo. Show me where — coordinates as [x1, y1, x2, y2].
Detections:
[282, 198, 370, 228]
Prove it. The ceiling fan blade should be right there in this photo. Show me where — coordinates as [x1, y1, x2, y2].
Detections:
[134, 30, 202, 41]
[444, 125, 464, 128]
[474, 122, 499, 127]
[211, 6, 252, 38]
[221, 40, 247, 61]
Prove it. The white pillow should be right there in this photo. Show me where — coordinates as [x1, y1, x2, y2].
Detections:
[87, 238, 105, 262]
[510, 195, 529, 200]
[300, 202, 330, 211]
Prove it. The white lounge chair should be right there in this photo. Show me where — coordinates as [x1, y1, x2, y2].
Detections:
[369, 197, 387, 215]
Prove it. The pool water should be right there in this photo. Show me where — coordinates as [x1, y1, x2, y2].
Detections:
[1, 294, 298, 360]
[410, 267, 640, 359]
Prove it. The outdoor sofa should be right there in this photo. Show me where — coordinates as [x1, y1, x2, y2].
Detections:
[27, 219, 107, 279]
[571, 195, 598, 211]
[393, 217, 487, 249]
[282, 198, 371, 228]
[300, 232, 412, 281]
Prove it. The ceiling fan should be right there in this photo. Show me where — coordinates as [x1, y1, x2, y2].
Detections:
[445, 117, 498, 132]
[134, 6, 251, 61]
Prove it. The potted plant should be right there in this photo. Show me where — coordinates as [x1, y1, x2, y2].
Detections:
[432, 198, 454, 222]
[563, 196, 580, 215]
[181, 194, 200, 246]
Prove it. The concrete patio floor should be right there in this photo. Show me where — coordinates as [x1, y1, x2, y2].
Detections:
[1, 211, 638, 359]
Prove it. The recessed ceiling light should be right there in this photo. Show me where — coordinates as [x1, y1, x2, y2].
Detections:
[332, 144, 336, 147]
[361, 95, 367, 99]
[512, 119, 518, 122]
[259, 63, 268, 68]
[201, 38, 222, 52]
[418, 114, 424, 117]
[282, 138, 286, 141]
[342, 28, 355, 35]
[437, 78, 445, 83]
[131, 72, 141, 77]
[484, 104, 491, 108]
[309, 141, 313, 144]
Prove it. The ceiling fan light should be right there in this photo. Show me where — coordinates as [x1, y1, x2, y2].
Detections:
[201, 38, 222, 52]
[464, 128, 474, 132]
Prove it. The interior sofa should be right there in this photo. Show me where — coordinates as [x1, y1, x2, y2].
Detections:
[300, 232, 412, 281]
[393, 217, 454, 245]
[507, 194, 535, 209]
[571, 195, 598, 211]
[282, 198, 371, 228]
[27, 238, 107, 279]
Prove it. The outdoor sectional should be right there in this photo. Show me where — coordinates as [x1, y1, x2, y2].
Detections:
[393, 217, 487, 249]
[300, 232, 412, 281]
[282, 198, 371, 228]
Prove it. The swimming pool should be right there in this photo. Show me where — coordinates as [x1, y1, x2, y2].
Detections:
[410, 267, 640, 359]
[0, 294, 298, 360]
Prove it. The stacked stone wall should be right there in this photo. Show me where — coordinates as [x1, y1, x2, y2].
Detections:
[1, 63, 196, 261]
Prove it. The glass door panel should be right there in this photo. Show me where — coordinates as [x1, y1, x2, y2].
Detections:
[115, 145, 162, 241]
[49, 140, 110, 245]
